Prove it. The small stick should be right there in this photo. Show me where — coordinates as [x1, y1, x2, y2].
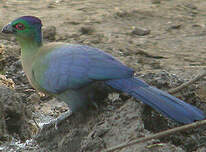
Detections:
[169, 70, 206, 94]
[103, 119, 206, 152]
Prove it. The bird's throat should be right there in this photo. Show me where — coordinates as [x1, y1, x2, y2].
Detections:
[18, 37, 42, 74]
[18, 37, 41, 59]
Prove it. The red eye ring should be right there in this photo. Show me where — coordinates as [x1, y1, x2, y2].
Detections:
[15, 23, 25, 30]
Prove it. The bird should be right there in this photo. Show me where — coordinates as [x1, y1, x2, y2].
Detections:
[1, 16, 205, 126]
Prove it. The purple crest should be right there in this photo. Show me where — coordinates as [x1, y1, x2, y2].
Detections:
[14, 16, 42, 26]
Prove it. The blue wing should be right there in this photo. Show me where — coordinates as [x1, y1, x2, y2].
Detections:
[33, 44, 134, 93]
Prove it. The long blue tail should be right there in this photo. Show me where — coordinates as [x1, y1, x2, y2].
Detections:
[106, 77, 205, 124]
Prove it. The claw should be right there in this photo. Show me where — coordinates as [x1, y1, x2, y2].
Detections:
[54, 110, 72, 129]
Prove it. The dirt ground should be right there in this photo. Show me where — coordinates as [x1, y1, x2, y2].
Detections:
[0, 0, 206, 152]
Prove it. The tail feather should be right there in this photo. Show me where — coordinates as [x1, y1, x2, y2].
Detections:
[106, 77, 205, 124]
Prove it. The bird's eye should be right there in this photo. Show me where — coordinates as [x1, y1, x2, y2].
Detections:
[15, 23, 25, 30]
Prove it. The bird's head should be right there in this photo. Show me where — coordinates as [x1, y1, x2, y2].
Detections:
[2, 16, 43, 46]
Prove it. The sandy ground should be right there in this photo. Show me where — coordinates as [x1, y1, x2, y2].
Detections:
[0, 0, 206, 151]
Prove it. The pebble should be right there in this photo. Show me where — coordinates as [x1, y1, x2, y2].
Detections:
[43, 26, 56, 41]
[167, 23, 182, 31]
[131, 27, 151, 36]
[79, 26, 95, 35]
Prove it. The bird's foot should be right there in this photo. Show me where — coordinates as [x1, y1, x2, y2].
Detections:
[39, 110, 72, 131]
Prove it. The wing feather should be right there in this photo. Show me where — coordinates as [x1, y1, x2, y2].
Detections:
[32, 44, 133, 93]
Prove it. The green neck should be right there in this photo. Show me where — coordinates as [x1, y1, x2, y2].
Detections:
[17, 37, 42, 63]
[17, 37, 42, 68]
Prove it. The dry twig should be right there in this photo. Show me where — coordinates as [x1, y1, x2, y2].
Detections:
[169, 70, 206, 94]
[103, 119, 206, 152]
